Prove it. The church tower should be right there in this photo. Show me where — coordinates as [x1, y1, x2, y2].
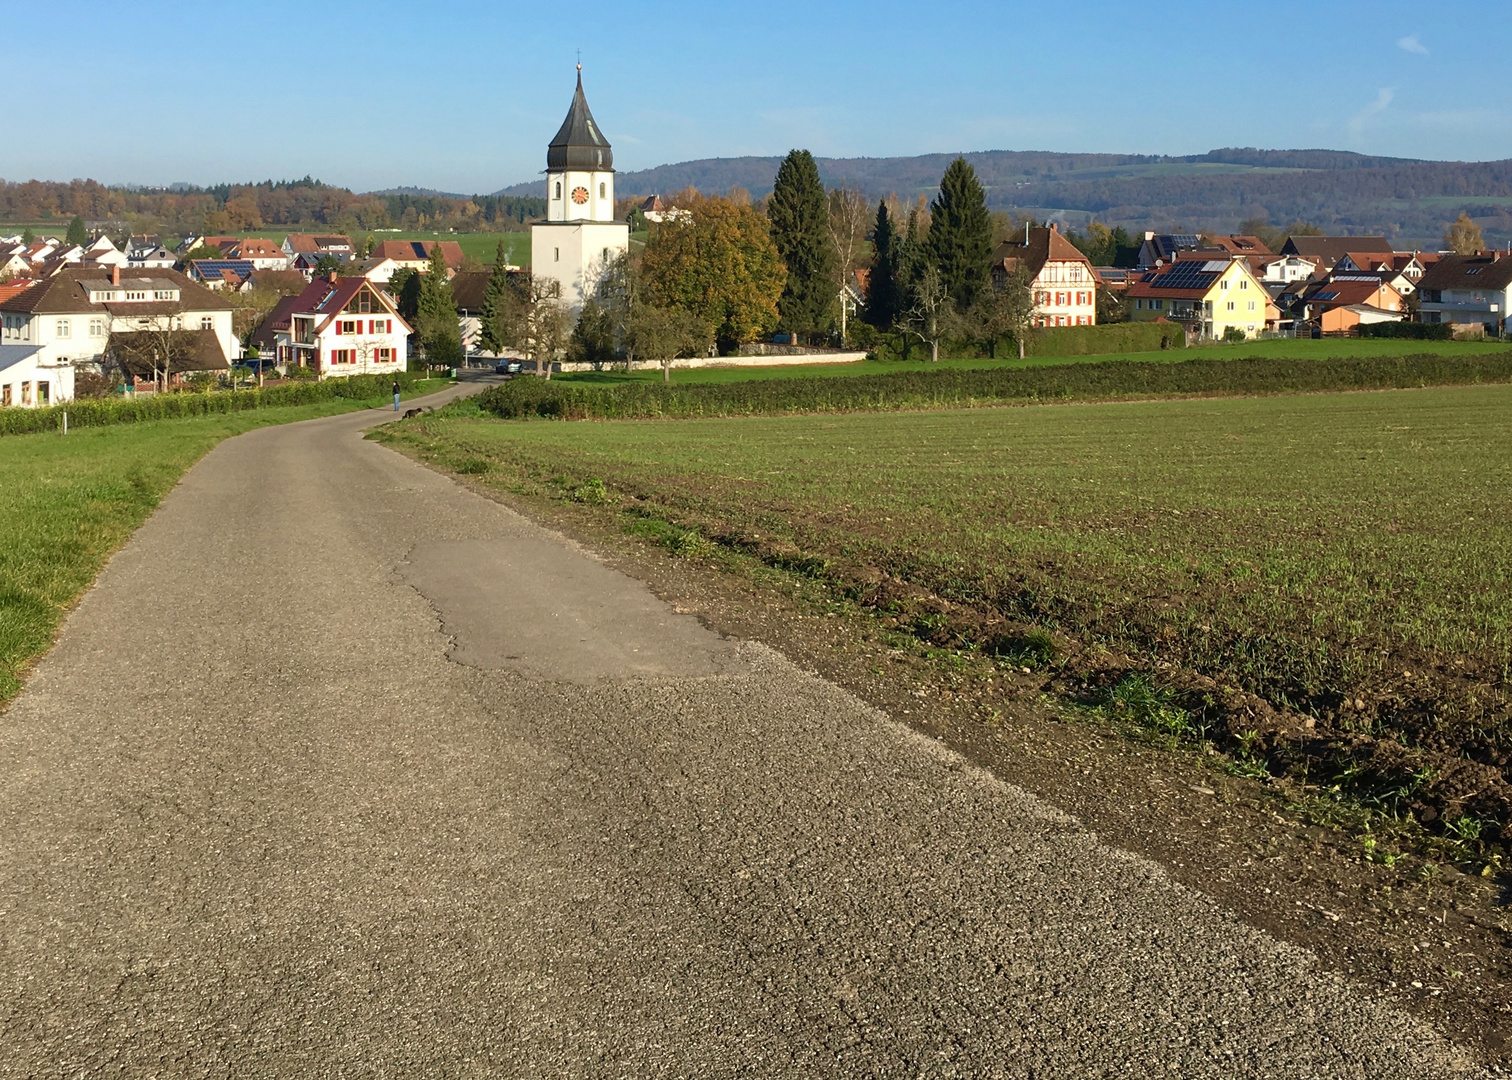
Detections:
[531, 66, 630, 314]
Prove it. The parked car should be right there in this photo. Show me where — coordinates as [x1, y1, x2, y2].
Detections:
[495, 360, 522, 376]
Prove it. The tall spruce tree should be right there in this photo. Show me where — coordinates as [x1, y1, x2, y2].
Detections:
[928, 158, 992, 311]
[66, 215, 88, 247]
[479, 239, 513, 353]
[415, 244, 461, 366]
[767, 149, 837, 343]
[864, 201, 901, 329]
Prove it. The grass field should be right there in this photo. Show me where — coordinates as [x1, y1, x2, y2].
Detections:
[553, 338, 1511, 386]
[0, 384, 445, 707]
[385, 383, 1512, 832]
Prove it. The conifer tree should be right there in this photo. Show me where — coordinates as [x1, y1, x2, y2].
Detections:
[66, 215, 88, 247]
[415, 243, 460, 366]
[767, 149, 837, 343]
[479, 239, 513, 353]
[864, 201, 901, 329]
[928, 158, 992, 311]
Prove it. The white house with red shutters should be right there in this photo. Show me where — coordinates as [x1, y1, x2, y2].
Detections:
[990, 226, 1099, 327]
[261, 274, 409, 378]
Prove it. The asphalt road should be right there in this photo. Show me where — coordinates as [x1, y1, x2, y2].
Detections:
[0, 383, 1490, 1078]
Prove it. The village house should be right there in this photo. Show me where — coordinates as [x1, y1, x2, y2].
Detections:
[258, 274, 409, 378]
[0, 266, 237, 403]
[1126, 255, 1276, 339]
[1294, 276, 1406, 334]
[1257, 254, 1323, 284]
[220, 238, 290, 270]
[1416, 252, 1512, 336]
[369, 239, 465, 275]
[281, 233, 354, 262]
[187, 259, 258, 291]
[991, 226, 1099, 327]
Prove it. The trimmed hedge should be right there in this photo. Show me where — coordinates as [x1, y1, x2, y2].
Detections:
[1358, 322, 1456, 340]
[0, 371, 428, 437]
[1025, 321, 1186, 357]
[473, 352, 1512, 422]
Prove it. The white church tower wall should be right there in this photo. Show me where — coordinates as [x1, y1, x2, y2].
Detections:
[531, 66, 629, 314]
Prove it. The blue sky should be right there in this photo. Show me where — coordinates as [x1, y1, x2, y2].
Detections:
[4, 0, 1509, 193]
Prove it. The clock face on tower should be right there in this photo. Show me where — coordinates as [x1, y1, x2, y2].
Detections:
[571, 186, 589, 205]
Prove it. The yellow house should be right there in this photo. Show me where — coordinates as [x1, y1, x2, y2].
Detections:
[1125, 256, 1275, 339]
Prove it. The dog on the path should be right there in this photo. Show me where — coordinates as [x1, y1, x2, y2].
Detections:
[401, 407, 427, 420]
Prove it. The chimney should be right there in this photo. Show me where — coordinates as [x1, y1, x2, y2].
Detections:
[328, 271, 339, 284]
[111, 264, 120, 286]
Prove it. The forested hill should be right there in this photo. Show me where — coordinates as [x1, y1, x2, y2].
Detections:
[501, 147, 1512, 247]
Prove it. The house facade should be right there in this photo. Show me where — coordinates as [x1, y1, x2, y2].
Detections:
[0, 266, 237, 403]
[264, 275, 410, 379]
[991, 227, 1099, 327]
[0, 344, 68, 407]
[1416, 254, 1512, 336]
[1126, 256, 1274, 339]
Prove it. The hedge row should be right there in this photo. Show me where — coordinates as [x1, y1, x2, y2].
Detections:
[474, 352, 1512, 422]
[1358, 322, 1457, 340]
[1024, 321, 1186, 357]
[0, 371, 427, 437]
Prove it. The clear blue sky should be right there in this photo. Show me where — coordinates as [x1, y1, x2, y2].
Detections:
[6, 0, 1508, 194]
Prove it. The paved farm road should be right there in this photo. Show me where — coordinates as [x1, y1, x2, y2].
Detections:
[0, 383, 1488, 1078]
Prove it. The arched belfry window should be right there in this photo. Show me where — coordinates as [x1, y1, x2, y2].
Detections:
[599, 182, 606, 199]
[555, 182, 561, 199]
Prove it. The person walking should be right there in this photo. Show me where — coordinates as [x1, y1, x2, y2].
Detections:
[392, 379, 401, 412]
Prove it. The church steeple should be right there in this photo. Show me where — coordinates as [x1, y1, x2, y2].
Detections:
[547, 66, 613, 173]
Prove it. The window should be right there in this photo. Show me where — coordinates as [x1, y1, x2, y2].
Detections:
[1466, 268, 1482, 276]
[1248, 300, 1256, 311]
[1239, 279, 1248, 290]
[378, 348, 392, 362]
[126, 291, 146, 300]
[1226, 301, 1235, 311]
[21, 381, 31, 405]
[88, 318, 105, 337]
[599, 182, 606, 199]
[1220, 280, 1229, 290]
[1136, 299, 1144, 310]
[55, 319, 70, 339]
[36, 381, 48, 405]
[201, 317, 214, 331]
[1, 384, 9, 406]
[554, 182, 562, 199]
[154, 290, 171, 300]
[332, 349, 353, 364]
[339, 320, 360, 335]
[1155, 300, 1165, 311]
[554, 248, 560, 262]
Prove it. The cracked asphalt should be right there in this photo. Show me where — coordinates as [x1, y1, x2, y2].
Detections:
[0, 383, 1492, 1078]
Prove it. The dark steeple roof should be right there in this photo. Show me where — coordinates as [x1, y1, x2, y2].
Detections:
[547, 67, 613, 172]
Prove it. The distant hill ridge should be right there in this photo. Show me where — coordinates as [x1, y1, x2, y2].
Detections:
[496, 146, 1512, 247]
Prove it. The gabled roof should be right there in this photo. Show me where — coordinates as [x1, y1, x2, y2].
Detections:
[1417, 253, 1512, 292]
[284, 233, 353, 254]
[449, 270, 492, 312]
[991, 227, 1094, 280]
[547, 68, 613, 172]
[284, 275, 410, 335]
[370, 239, 464, 269]
[1301, 277, 1401, 308]
[0, 267, 233, 315]
[1125, 259, 1236, 300]
[1207, 234, 1272, 255]
[190, 259, 256, 284]
[1280, 235, 1393, 263]
[225, 238, 284, 259]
